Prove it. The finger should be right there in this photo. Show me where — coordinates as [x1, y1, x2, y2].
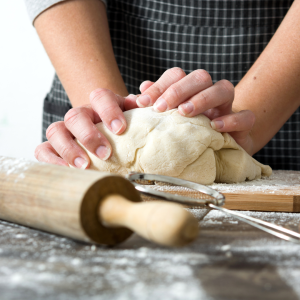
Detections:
[139, 80, 154, 93]
[34, 141, 69, 166]
[178, 79, 234, 117]
[136, 67, 186, 108]
[81, 104, 102, 124]
[229, 131, 254, 155]
[46, 121, 91, 168]
[154, 69, 213, 112]
[210, 110, 256, 133]
[64, 106, 112, 161]
[90, 88, 127, 135]
[124, 94, 139, 111]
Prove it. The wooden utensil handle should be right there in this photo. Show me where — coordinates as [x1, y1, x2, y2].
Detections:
[98, 194, 199, 247]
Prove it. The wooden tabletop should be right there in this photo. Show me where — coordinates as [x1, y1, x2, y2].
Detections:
[1, 207, 300, 299]
[143, 170, 300, 212]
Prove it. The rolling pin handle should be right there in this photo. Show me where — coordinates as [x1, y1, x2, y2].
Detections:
[98, 194, 199, 247]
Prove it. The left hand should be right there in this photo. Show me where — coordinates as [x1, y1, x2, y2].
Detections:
[136, 67, 255, 155]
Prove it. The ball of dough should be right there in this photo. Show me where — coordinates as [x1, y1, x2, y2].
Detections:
[77, 107, 272, 184]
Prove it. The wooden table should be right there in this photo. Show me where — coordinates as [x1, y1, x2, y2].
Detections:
[1, 207, 300, 299]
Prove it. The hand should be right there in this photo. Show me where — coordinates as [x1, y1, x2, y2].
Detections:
[35, 89, 138, 168]
[136, 67, 255, 154]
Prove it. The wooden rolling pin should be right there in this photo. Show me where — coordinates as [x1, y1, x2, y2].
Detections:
[0, 156, 199, 247]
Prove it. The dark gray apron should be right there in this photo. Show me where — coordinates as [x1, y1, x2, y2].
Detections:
[43, 0, 298, 170]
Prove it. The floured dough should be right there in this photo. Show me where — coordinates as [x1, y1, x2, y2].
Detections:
[77, 107, 272, 184]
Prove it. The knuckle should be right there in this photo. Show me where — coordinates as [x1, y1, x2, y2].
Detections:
[166, 85, 181, 102]
[59, 144, 71, 160]
[115, 94, 124, 110]
[199, 91, 210, 107]
[100, 104, 117, 118]
[46, 122, 63, 140]
[193, 69, 212, 85]
[64, 107, 83, 126]
[152, 83, 165, 96]
[231, 114, 240, 128]
[167, 67, 186, 80]
[80, 130, 96, 145]
[34, 144, 43, 161]
[90, 88, 112, 103]
[219, 79, 234, 94]
[245, 110, 256, 126]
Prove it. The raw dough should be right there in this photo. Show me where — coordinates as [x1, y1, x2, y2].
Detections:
[78, 107, 272, 184]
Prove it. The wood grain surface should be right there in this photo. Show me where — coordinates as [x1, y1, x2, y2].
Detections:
[140, 171, 300, 212]
[223, 193, 300, 212]
[217, 170, 300, 212]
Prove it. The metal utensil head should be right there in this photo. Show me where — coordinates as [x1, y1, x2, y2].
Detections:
[127, 172, 300, 244]
[126, 172, 225, 207]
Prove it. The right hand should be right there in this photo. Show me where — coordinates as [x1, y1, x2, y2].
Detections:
[136, 67, 256, 155]
[34, 88, 138, 168]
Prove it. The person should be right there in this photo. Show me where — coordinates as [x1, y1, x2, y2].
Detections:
[25, 0, 300, 170]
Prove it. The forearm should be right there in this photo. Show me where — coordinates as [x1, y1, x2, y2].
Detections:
[233, 0, 300, 155]
[34, 0, 128, 107]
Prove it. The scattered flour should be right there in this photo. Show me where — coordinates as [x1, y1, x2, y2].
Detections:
[147, 170, 300, 195]
[209, 170, 300, 194]
[0, 156, 38, 182]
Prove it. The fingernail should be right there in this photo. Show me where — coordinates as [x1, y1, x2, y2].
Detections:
[74, 157, 88, 169]
[178, 102, 194, 115]
[111, 119, 123, 134]
[96, 145, 111, 160]
[211, 120, 224, 130]
[154, 98, 168, 112]
[136, 95, 151, 107]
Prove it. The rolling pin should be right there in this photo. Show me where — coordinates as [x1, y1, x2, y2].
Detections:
[0, 156, 199, 247]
